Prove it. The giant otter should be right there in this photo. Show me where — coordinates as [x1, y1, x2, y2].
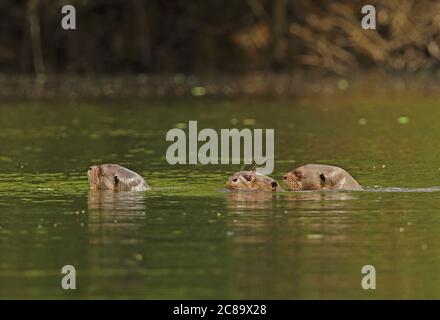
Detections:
[283, 164, 362, 191]
[225, 171, 283, 191]
[88, 164, 150, 191]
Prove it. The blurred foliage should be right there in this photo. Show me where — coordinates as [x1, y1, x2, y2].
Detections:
[291, 0, 440, 75]
[1, 0, 440, 76]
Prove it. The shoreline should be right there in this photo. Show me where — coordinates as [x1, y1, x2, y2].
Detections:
[1, 72, 440, 100]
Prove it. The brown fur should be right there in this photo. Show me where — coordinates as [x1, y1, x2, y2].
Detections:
[225, 171, 283, 191]
[88, 164, 150, 192]
[283, 164, 362, 191]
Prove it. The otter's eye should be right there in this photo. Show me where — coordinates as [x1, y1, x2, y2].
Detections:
[232, 178, 238, 182]
[114, 175, 119, 184]
[283, 175, 287, 180]
[88, 167, 92, 171]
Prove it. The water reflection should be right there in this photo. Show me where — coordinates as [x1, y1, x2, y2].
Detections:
[225, 191, 277, 211]
[223, 190, 358, 246]
[223, 190, 361, 298]
[225, 190, 357, 211]
[88, 190, 147, 212]
[281, 191, 358, 211]
[87, 190, 148, 245]
[283, 191, 357, 201]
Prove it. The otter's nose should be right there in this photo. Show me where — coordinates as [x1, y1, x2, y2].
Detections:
[232, 178, 238, 182]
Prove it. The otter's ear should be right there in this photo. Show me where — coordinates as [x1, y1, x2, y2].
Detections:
[271, 181, 278, 191]
[243, 174, 253, 182]
[294, 170, 304, 179]
[320, 173, 334, 187]
[114, 175, 119, 185]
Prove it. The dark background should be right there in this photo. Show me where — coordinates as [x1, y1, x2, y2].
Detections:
[2, 0, 440, 76]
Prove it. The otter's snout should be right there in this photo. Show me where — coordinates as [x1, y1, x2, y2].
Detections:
[88, 165, 99, 174]
[87, 165, 102, 190]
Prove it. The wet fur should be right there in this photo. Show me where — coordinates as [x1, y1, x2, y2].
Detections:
[225, 171, 283, 191]
[88, 164, 150, 191]
[283, 164, 362, 191]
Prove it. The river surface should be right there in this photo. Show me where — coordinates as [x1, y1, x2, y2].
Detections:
[1, 98, 440, 298]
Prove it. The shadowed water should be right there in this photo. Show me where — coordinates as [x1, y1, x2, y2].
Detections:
[1, 98, 440, 299]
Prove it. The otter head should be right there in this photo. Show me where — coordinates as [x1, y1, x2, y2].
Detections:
[226, 171, 258, 190]
[88, 164, 122, 191]
[283, 165, 329, 191]
[225, 171, 279, 191]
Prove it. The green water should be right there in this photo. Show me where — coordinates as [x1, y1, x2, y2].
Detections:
[1, 98, 440, 299]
